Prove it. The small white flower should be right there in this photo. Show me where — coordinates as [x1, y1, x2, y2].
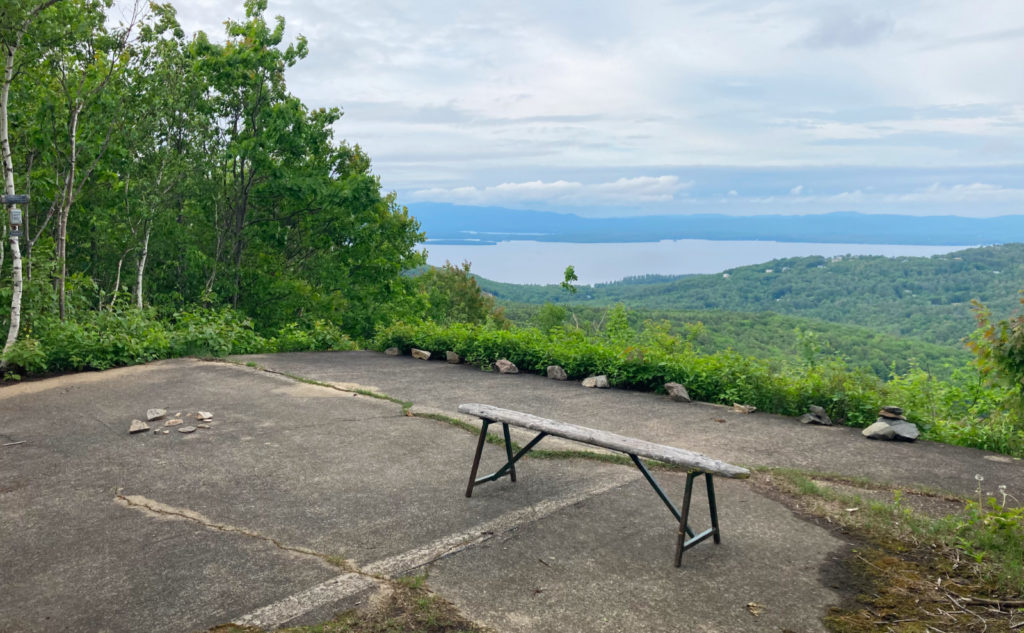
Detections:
[975, 474, 985, 482]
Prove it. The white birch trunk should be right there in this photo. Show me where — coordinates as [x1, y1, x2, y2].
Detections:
[2, 43, 24, 363]
[56, 103, 81, 321]
[134, 219, 149, 309]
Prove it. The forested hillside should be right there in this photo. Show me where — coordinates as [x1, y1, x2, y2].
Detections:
[501, 303, 970, 379]
[478, 243, 1024, 346]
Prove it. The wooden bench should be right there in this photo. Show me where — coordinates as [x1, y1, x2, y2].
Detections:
[458, 403, 750, 566]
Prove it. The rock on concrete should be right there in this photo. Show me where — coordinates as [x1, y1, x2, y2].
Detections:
[889, 422, 920, 442]
[800, 406, 832, 426]
[546, 365, 568, 381]
[410, 348, 431, 360]
[146, 408, 166, 421]
[808, 405, 832, 425]
[446, 351, 461, 364]
[494, 359, 518, 374]
[664, 382, 691, 402]
[862, 420, 896, 440]
[128, 420, 150, 434]
[582, 375, 610, 389]
[384, 347, 400, 356]
[178, 425, 197, 433]
[863, 418, 919, 442]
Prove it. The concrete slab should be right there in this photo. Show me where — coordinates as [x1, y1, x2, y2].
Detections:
[0, 360, 625, 632]
[4, 350, 1015, 633]
[234, 351, 1024, 500]
[428, 477, 846, 633]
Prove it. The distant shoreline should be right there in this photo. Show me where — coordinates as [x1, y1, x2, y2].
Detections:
[423, 238, 977, 285]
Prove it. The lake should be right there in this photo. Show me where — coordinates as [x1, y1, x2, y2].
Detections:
[423, 239, 974, 285]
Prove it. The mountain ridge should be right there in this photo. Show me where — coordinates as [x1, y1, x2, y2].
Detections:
[409, 202, 1024, 246]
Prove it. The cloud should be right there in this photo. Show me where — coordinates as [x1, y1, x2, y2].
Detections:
[891, 182, 1024, 203]
[798, 10, 893, 49]
[789, 185, 804, 195]
[411, 176, 692, 207]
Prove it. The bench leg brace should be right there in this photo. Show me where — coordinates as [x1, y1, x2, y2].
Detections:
[673, 472, 721, 567]
[465, 420, 548, 498]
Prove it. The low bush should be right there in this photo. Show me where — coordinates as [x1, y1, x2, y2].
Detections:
[0, 306, 354, 377]
[374, 320, 1023, 457]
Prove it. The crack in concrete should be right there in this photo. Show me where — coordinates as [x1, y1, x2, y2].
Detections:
[114, 492, 359, 573]
[232, 473, 636, 629]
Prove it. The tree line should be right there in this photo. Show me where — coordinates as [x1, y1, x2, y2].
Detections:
[1, 0, 429, 370]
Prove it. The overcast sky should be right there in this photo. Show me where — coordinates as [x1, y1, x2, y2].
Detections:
[163, 0, 1024, 217]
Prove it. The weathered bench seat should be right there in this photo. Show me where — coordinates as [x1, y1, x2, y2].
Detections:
[458, 403, 750, 566]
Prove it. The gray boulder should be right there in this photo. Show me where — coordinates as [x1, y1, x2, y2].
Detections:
[547, 365, 568, 380]
[384, 347, 400, 356]
[664, 382, 691, 402]
[889, 421, 920, 441]
[582, 375, 610, 389]
[799, 405, 832, 426]
[445, 351, 461, 364]
[808, 405, 832, 425]
[410, 348, 431, 360]
[495, 359, 518, 374]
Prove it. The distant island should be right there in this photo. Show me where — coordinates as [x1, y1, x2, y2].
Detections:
[408, 202, 1024, 246]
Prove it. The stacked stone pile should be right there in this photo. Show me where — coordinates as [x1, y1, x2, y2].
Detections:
[861, 406, 919, 442]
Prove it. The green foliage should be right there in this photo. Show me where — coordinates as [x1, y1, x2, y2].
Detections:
[560, 265, 578, 295]
[534, 303, 568, 332]
[1, 0, 425, 369]
[0, 304, 356, 375]
[503, 302, 969, 380]
[415, 261, 506, 327]
[374, 319, 1024, 457]
[478, 244, 1024, 347]
[951, 478, 1024, 592]
[967, 296, 1024, 407]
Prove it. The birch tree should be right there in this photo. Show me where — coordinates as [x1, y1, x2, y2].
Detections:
[0, 0, 62, 363]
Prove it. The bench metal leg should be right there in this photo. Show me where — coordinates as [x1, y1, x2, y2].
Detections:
[502, 423, 517, 483]
[628, 454, 694, 538]
[465, 418, 547, 497]
[674, 472, 721, 567]
[465, 420, 492, 498]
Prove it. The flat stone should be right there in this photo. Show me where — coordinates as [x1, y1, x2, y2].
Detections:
[732, 403, 756, 414]
[128, 420, 150, 434]
[494, 359, 518, 374]
[164, 419, 183, 427]
[178, 425, 197, 434]
[889, 422, 920, 442]
[582, 375, 610, 389]
[882, 405, 904, 416]
[878, 409, 907, 420]
[197, 423, 213, 429]
[445, 351, 461, 364]
[664, 382, 691, 402]
[862, 420, 897, 440]
[146, 408, 166, 421]
[410, 348, 430, 360]
[798, 413, 819, 425]
[384, 347, 400, 356]
[196, 411, 213, 421]
[808, 405, 832, 425]
[546, 365, 568, 381]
